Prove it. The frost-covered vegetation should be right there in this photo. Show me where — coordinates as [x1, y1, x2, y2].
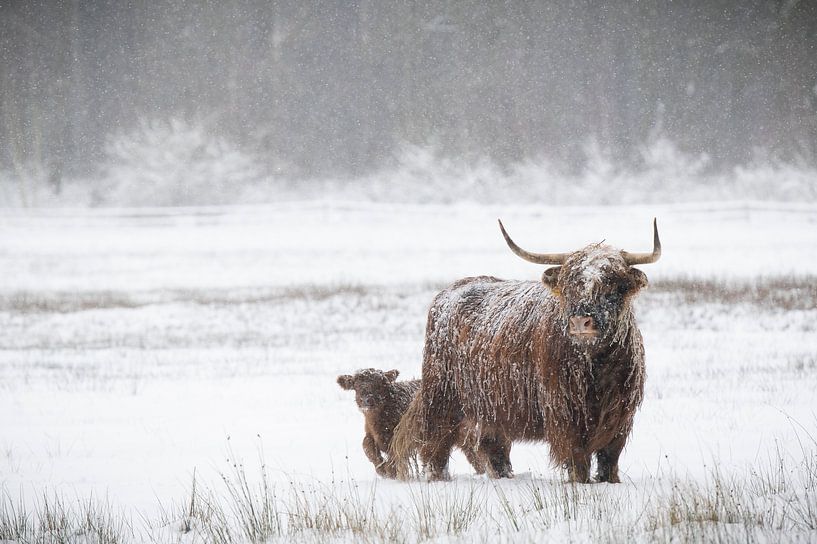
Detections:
[2, 136, 816, 207]
[4, 448, 815, 543]
[96, 119, 262, 208]
[1, 204, 816, 542]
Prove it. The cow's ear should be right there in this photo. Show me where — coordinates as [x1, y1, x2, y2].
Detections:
[337, 375, 355, 390]
[384, 369, 399, 382]
[626, 268, 648, 293]
[542, 266, 561, 293]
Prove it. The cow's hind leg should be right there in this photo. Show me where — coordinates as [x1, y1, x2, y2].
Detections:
[419, 406, 459, 481]
[455, 422, 486, 475]
[420, 428, 456, 481]
[460, 443, 486, 475]
[595, 434, 626, 483]
[479, 435, 514, 479]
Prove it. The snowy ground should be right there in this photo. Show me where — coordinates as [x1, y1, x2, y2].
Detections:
[1, 201, 816, 542]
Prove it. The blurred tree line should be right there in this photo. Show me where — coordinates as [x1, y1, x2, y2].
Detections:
[1, 0, 816, 186]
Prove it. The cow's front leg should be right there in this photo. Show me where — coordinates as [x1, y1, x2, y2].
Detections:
[595, 434, 626, 483]
[566, 451, 592, 483]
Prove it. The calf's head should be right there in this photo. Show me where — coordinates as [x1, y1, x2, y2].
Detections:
[337, 368, 400, 412]
[499, 219, 661, 345]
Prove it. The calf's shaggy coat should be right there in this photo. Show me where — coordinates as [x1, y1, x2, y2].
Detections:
[338, 368, 485, 478]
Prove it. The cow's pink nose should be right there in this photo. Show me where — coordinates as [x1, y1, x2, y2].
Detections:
[569, 316, 596, 335]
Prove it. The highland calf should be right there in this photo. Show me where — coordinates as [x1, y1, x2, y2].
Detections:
[338, 368, 485, 478]
[392, 219, 661, 482]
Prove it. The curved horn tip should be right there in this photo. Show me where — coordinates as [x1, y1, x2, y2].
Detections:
[496, 219, 568, 265]
[652, 217, 661, 248]
[497, 218, 512, 240]
[621, 218, 662, 265]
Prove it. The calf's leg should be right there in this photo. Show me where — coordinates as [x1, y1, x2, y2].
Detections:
[363, 434, 395, 478]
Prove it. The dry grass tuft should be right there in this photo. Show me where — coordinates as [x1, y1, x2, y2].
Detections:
[651, 275, 817, 310]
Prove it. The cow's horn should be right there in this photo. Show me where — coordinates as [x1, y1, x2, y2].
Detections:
[622, 218, 662, 265]
[498, 219, 568, 265]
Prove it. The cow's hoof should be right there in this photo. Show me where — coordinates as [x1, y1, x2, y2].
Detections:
[425, 467, 451, 482]
[488, 466, 514, 479]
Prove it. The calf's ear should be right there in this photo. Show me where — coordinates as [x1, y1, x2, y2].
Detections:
[384, 369, 399, 382]
[541, 266, 561, 293]
[337, 375, 355, 390]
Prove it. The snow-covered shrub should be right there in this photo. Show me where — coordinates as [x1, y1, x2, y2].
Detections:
[354, 142, 506, 204]
[300, 138, 816, 205]
[633, 136, 710, 199]
[640, 137, 709, 179]
[98, 118, 262, 207]
[0, 164, 51, 207]
[731, 161, 817, 202]
[577, 138, 628, 204]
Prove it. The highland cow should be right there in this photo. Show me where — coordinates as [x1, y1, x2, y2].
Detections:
[338, 368, 485, 478]
[392, 219, 661, 482]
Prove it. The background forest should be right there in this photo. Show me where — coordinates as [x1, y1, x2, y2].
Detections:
[2, 0, 816, 205]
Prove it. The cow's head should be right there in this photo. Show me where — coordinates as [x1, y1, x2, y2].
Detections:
[498, 219, 661, 346]
[337, 368, 400, 413]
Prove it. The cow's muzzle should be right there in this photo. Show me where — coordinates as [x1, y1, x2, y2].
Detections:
[569, 315, 599, 338]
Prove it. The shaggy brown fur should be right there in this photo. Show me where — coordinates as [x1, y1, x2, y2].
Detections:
[392, 244, 650, 483]
[338, 368, 485, 478]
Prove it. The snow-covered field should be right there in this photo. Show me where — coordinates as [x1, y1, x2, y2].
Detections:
[1, 201, 816, 542]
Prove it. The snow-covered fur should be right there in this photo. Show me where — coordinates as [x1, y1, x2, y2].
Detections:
[392, 244, 648, 482]
[338, 368, 485, 478]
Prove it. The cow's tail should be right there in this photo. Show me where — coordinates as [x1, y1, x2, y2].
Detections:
[389, 392, 423, 480]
